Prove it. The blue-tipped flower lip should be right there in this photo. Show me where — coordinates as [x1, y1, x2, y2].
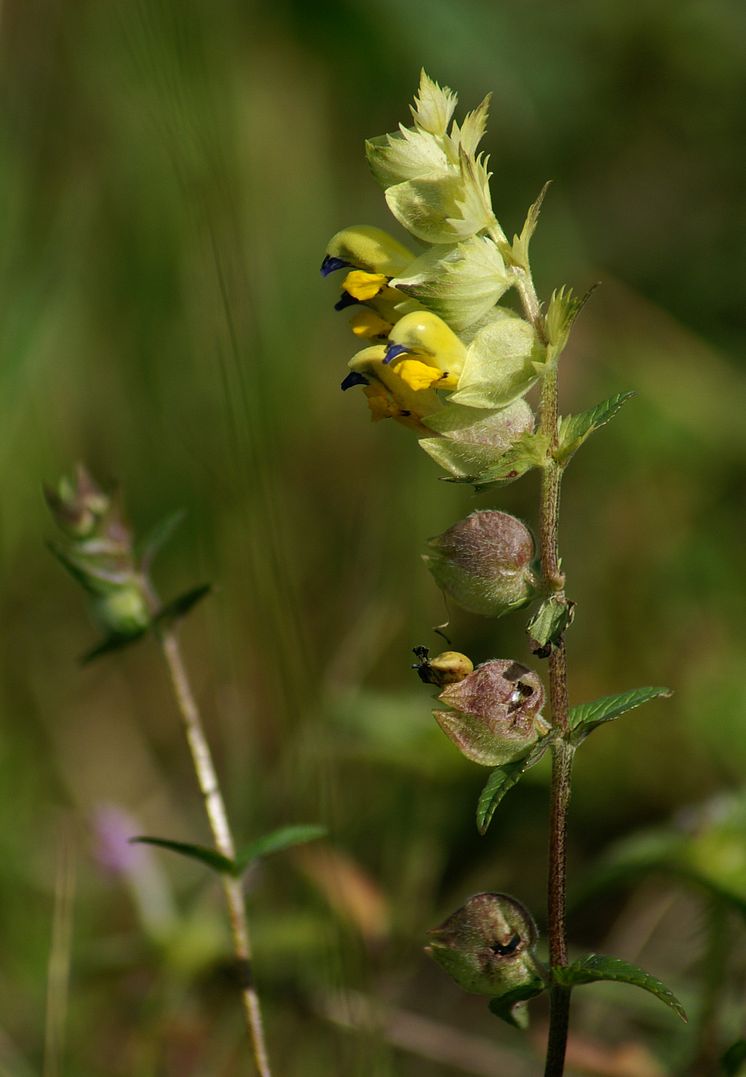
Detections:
[334, 291, 361, 312]
[320, 255, 351, 277]
[383, 343, 409, 365]
[340, 371, 370, 391]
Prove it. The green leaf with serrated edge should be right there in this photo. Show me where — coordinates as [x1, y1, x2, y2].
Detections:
[234, 824, 327, 873]
[527, 596, 574, 650]
[154, 584, 212, 628]
[722, 1039, 746, 1075]
[488, 979, 546, 1029]
[138, 509, 186, 569]
[556, 391, 636, 465]
[131, 836, 235, 875]
[553, 954, 687, 1022]
[477, 743, 550, 835]
[544, 284, 597, 361]
[570, 686, 672, 743]
[443, 432, 549, 488]
[80, 630, 147, 665]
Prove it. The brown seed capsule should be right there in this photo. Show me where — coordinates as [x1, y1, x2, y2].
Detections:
[423, 510, 537, 617]
[434, 658, 549, 766]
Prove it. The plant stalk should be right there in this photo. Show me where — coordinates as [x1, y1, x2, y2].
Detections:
[159, 627, 272, 1077]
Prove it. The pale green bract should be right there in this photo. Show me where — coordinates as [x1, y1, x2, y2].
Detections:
[449, 309, 547, 409]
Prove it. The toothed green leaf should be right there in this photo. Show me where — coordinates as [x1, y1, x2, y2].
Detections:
[131, 836, 235, 875]
[477, 743, 550, 835]
[570, 686, 672, 743]
[556, 391, 636, 464]
[234, 824, 327, 873]
[553, 954, 687, 1022]
[527, 596, 575, 653]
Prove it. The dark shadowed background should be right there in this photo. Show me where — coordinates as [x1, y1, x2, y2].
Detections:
[1, 1, 745, 1073]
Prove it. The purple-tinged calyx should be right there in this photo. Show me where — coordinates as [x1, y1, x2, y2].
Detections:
[320, 254, 350, 277]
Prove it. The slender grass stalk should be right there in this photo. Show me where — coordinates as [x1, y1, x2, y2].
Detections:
[43, 828, 76, 1077]
[158, 626, 272, 1077]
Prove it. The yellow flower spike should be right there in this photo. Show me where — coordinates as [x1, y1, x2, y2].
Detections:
[342, 270, 388, 302]
[322, 225, 415, 278]
[385, 310, 467, 381]
[395, 359, 457, 392]
[349, 309, 392, 340]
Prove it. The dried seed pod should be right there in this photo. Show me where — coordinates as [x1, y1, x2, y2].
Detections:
[435, 658, 549, 765]
[423, 510, 537, 617]
[427, 892, 545, 997]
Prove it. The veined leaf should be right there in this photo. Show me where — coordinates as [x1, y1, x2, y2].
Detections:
[553, 954, 687, 1022]
[488, 979, 546, 1029]
[570, 686, 672, 743]
[477, 743, 550, 835]
[234, 824, 327, 873]
[131, 836, 235, 875]
[527, 596, 574, 654]
[556, 391, 635, 465]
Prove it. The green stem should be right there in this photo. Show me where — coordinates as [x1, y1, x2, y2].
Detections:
[159, 628, 272, 1077]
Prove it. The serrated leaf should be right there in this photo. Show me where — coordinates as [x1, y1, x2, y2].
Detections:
[553, 954, 687, 1022]
[234, 824, 327, 873]
[544, 284, 597, 360]
[570, 686, 672, 743]
[527, 596, 575, 652]
[154, 584, 212, 627]
[131, 836, 235, 875]
[722, 1040, 746, 1075]
[80, 630, 147, 665]
[138, 509, 186, 570]
[556, 391, 635, 464]
[488, 980, 546, 1029]
[477, 743, 550, 835]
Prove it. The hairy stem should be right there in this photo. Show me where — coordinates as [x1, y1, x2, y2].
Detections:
[159, 628, 272, 1077]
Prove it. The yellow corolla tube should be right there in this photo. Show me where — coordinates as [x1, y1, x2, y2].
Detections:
[321, 225, 415, 279]
[383, 311, 467, 391]
[341, 345, 442, 433]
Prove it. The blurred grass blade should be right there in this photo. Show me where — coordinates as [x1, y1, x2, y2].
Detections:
[131, 836, 235, 875]
[570, 686, 672, 743]
[722, 1040, 746, 1075]
[80, 631, 147, 665]
[138, 509, 186, 570]
[553, 954, 687, 1022]
[234, 824, 327, 874]
[154, 584, 212, 627]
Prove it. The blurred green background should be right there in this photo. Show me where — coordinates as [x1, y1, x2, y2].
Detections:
[1, 0, 745, 1073]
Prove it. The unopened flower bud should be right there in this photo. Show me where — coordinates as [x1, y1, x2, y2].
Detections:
[427, 892, 544, 997]
[44, 465, 111, 540]
[435, 658, 548, 766]
[92, 585, 151, 639]
[412, 646, 474, 687]
[423, 510, 537, 617]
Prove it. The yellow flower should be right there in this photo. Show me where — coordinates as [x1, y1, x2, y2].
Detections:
[341, 345, 441, 433]
[383, 310, 467, 391]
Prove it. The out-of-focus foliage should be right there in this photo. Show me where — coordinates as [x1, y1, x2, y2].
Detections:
[0, 0, 744, 1073]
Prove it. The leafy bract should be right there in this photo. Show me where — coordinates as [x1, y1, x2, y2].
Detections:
[392, 235, 510, 331]
[553, 954, 687, 1022]
[419, 399, 535, 481]
[527, 596, 575, 653]
[510, 182, 551, 269]
[570, 686, 672, 743]
[556, 391, 636, 465]
[477, 742, 551, 835]
[488, 979, 546, 1029]
[131, 836, 235, 875]
[450, 309, 547, 409]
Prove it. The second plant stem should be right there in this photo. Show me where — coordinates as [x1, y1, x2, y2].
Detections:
[538, 366, 574, 1077]
[159, 627, 272, 1077]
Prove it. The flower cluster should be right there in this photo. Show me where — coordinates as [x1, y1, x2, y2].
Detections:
[321, 71, 559, 477]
